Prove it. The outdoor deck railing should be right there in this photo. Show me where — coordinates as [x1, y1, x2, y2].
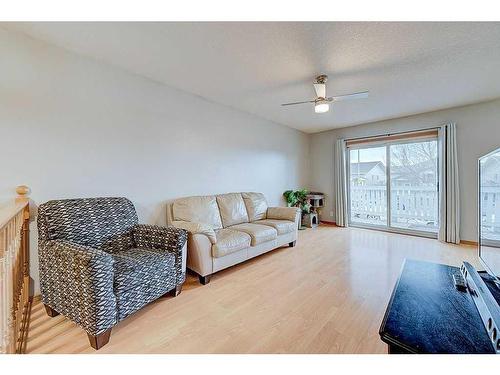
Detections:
[349, 185, 439, 225]
[481, 186, 500, 239]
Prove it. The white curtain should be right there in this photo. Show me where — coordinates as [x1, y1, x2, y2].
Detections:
[335, 139, 348, 227]
[438, 123, 460, 244]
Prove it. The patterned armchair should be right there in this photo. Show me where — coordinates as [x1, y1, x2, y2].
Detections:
[37, 197, 187, 350]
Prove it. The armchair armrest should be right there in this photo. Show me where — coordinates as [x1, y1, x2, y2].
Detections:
[38, 239, 116, 335]
[133, 224, 188, 253]
[133, 224, 188, 285]
[267, 206, 301, 222]
[171, 220, 217, 244]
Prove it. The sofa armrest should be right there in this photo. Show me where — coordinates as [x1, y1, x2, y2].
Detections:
[38, 239, 116, 335]
[186, 233, 214, 277]
[171, 220, 217, 244]
[267, 206, 301, 222]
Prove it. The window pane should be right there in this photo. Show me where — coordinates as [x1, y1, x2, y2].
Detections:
[481, 150, 500, 241]
[349, 147, 387, 226]
[389, 140, 439, 232]
[480, 149, 500, 275]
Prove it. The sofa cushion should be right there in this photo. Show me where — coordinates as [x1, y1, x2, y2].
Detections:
[242, 192, 268, 221]
[255, 219, 296, 235]
[171, 220, 216, 244]
[113, 248, 177, 320]
[172, 195, 223, 230]
[212, 228, 251, 258]
[216, 193, 249, 227]
[230, 223, 277, 246]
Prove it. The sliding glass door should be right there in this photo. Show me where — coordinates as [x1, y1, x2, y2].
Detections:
[349, 146, 387, 227]
[347, 137, 439, 236]
[389, 140, 439, 233]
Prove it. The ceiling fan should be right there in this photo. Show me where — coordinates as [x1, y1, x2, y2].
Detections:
[281, 75, 369, 114]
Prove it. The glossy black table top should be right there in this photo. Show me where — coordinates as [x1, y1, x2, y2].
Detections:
[379, 259, 495, 354]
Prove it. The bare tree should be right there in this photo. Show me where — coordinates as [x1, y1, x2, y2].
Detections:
[390, 141, 437, 184]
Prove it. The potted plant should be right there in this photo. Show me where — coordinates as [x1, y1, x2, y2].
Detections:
[283, 189, 311, 229]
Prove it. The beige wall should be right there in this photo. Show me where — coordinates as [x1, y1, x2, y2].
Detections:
[310, 98, 500, 242]
[0, 28, 310, 291]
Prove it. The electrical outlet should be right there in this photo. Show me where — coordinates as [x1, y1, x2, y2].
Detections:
[330, 211, 334, 217]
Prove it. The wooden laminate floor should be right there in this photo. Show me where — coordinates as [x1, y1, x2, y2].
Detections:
[26, 225, 479, 354]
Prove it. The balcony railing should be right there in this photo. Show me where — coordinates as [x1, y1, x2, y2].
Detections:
[349, 185, 439, 231]
[481, 186, 500, 240]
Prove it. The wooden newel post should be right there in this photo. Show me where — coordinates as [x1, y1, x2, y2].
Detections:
[15, 185, 31, 204]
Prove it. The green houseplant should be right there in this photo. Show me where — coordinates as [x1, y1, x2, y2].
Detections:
[283, 189, 311, 228]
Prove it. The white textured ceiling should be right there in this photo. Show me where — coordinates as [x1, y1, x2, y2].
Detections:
[6, 22, 500, 133]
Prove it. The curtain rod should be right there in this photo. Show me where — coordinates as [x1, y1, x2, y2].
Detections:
[340, 125, 442, 143]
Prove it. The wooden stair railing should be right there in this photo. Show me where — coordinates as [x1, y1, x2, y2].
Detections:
[0, 186, 34, 354]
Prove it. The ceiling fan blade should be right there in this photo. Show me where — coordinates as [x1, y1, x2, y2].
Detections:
[281, 100, 316, 106]
[313, 83, 326, 99]
[327, 91, 369, 102]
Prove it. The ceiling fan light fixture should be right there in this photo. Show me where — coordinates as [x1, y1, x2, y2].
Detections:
[280, 73, 368, 112]
[314, 100, 329, 114]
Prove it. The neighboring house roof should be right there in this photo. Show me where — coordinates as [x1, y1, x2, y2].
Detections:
[350, 161, 384, 176]
[351, 160, 439, 185]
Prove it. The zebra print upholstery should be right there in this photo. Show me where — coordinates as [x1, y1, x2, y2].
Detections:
[38, 197, 188, 336]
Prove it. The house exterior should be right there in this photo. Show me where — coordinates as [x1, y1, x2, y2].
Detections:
[481, 153, 500, 186]
[350, 160, 438, 187]
[350, 161, 386, 186]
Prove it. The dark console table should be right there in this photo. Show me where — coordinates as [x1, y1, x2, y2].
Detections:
[379, 259, 495, 354]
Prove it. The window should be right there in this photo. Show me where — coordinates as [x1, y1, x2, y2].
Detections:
[349, 146, 387, 227]
[389, 140, 439, 233]
[347, 131, 439, 236]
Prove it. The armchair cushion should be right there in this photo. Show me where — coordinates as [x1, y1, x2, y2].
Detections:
[37, 197, 138, 254]
[112, 248, 177, 320]
[266, 206, 300, 222]
[171, 220, 217, 244]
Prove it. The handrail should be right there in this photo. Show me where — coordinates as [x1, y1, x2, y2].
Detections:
[0, 201, 29, 230]
[0, 186, 34, 354]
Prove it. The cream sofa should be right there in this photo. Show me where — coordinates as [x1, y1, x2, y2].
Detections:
[167, 192, 300, 284]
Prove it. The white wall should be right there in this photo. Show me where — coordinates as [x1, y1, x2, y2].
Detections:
[4, 23, 499, 292]
[310, 98, 500, 242]
[0, 28, 310, 292]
